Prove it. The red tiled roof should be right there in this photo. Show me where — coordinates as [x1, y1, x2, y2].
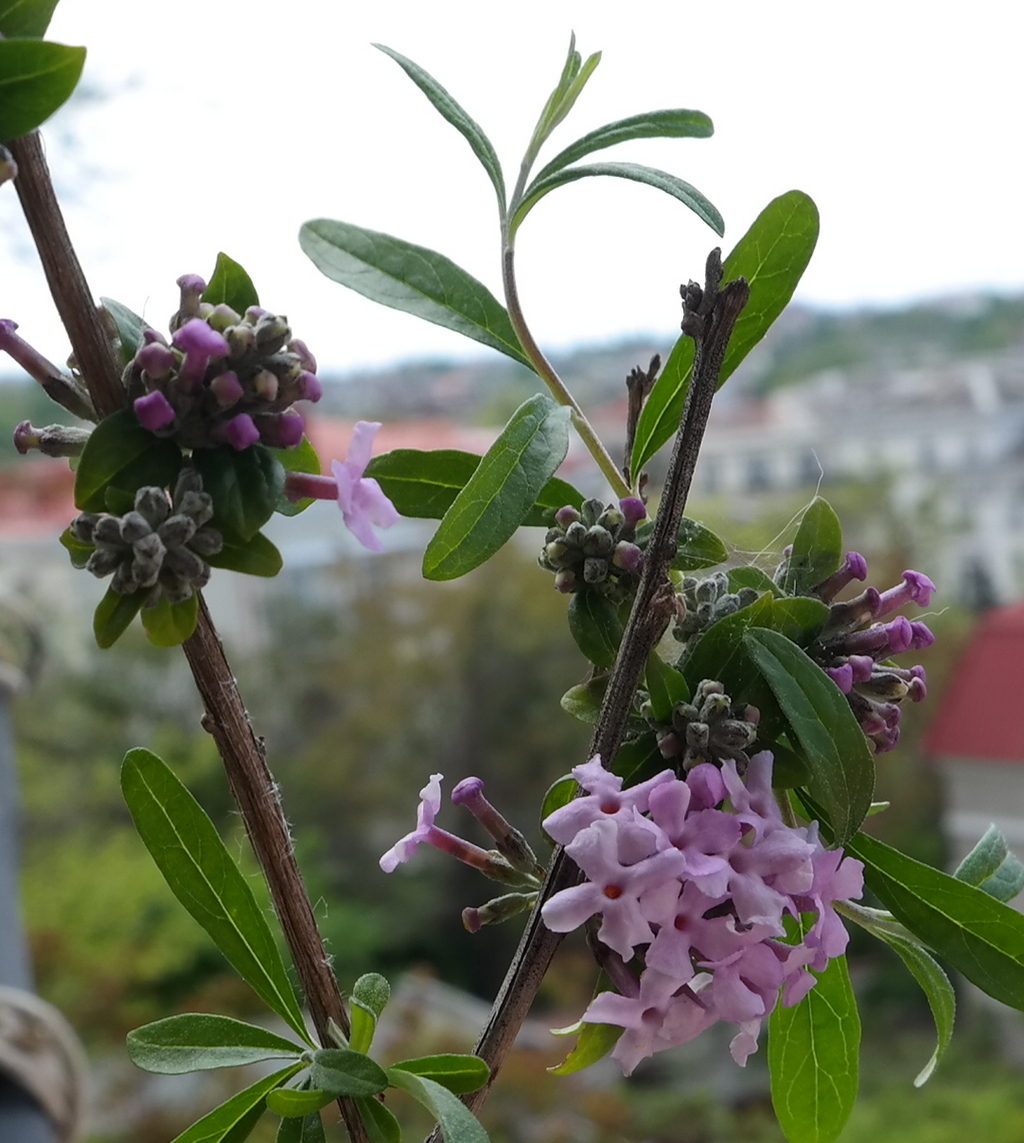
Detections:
[924, 602, 1024, 761]
[0, 458, 76, 538]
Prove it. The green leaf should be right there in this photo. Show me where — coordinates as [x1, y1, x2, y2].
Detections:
[560, 676, 608, 725]
[374, 44, 505, 214]
[0, 0, 59, 37]
[140, 594, 199, 647]
[953, 824, 1024, 902]
[634, 515, 727, 572]
[540, 775, 577, 836]
[266, 1088, 336, 1117]
[299, 220, 531, 369]
[766, 597, 830, 647]
[170, 1064, 303, 1143]
[532, 108, 713, 184]
[202, 253, 259, 314]
[769, 953, 860, 1143]
[547, 1020, 622, 1075]
[207, 529, 283, 578]
[120, 748, 310, 1042]
[872, 929, 954, 1086]
[309, 1049, 388, 1098]
[355, 1096, 402, 1143]
[782, 498, 843, 596]
[127, 1014, 303, 1075]
[74, 409, 183, 513]
[192, 445, 285, 542]
[349, 973, 390, 1055]
[847, 831, 1024, 1011]
[422, 395, 570, 580]
[728, 565, 781, 596]
[59, 525, 92, 569]
[567, 592, 623, 669]
[743, 628, 874, 845]
[526, 34, 601, 162]
[632, 190, 819, 474]
[390, 1054, 489, 1096]
[100, 297, 154, 367]
[93, 587, 145, 650]
[271, 437, 321, 517]
[611, 733, 665, 785]
[364, 448, 582, 526]
[0, 39, 85, 141]
[644, 652, 690, 721]
[511, 162, 722, 239]
[275, 1112, 326, 1143]
[386, 1067, 490, 1143]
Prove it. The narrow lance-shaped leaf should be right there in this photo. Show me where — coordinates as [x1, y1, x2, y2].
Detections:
[389, 1053, 490, 1095]
[354, 1095, 401, 1143]
[267, 1088, 337, 1117]
[782, 497, 843, 595]
[531, 108, 714, 184]
[387, 1067, 491, 1143]
[422, 395, 570, 580]
[872, 929, 955, 1086]
[100, 297, 154, 367]
[309, 1048, 389, 1097]
[524, 34, 601, 165]
[511, 162, 723, 239]
[632, 190, 819, 474]
[127, 1013, 303, 1075]
[170, 1063, 303, 1143]
[93, 587, 145, 650]
[567, 591, 623, 669]
[743, 627, 874, 845]
[121, 749, 310, 1043]
[0, 39, 85, 142]
[847, 830, 1024, 1011]
[768, 951, 860, 1143]
[275, 1111, 327, 1143]
[348, 972, 390, 1056]
[548, 1019, 622, 1075]
[374, 44, 505, 215]
[0, 0, 60, 37]
[364, 448, 582, 525]
[299, 220, 532, 369]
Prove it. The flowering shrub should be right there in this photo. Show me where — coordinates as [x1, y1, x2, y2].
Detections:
[4, 16, 1024, 1143]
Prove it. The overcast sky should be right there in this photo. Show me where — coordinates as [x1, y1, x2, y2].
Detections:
[2, 0, 1022, 373]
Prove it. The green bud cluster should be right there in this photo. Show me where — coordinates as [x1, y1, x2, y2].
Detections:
[674, 571, 759, 645]
[70, 469, 223, 605]
[538, 498, 644, 599]
[642, 678, 760, 770]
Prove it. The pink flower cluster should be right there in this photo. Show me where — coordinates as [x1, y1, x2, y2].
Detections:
[541, 753, 863, 1074]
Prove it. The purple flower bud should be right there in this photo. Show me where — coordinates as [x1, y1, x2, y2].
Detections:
[826, 664, 854, 693]
[13, 420, 39, 454]
[137, 342, 175, 379]
[554, 569, 576, 593]
[612, 541, 643, 573]
[244, 305, 267, 323]
[211, 370, 244, 407]
[298, 370, 322, 402]
[908, 674, 927, 702]
[172, 318, 229, 389]
[173, 274, 207, 328]
[848, 655, 875, 683]
[223, 412, 260, 450]
[253, 369, 279, 401]
[908, 621, 935, 650]
[619, 497, 647, 526]
[134, 391, 176, 432]
[827, 587, 882, 631]
[259, 413, 305, 448]
[885, 616, 914, 655]
[289, 338, 317, 373]
[555, 505, 581, 528]
[877, 569, 937, 616]
[814, 552, 868, 602]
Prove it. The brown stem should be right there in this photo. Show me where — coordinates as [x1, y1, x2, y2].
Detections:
[439, 250, 750, 1128]
[8, 133, 123, 419]
[10, 128, 370, 1143]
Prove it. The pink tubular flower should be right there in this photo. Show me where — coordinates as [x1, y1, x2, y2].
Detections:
[380, 773, 445, 872]
[332, 422, 400, 553]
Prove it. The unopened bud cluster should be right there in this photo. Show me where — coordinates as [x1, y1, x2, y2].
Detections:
[70, 470, 223, 605]
[125, 274, 322, 452]
[643, 678, 760, 769]
[674, 572, 759, 646]
[802, 553, 934, 753]
[539, 497, 646, 599]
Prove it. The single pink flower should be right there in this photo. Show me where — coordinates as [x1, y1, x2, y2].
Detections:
[332, 421, 399, 553]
